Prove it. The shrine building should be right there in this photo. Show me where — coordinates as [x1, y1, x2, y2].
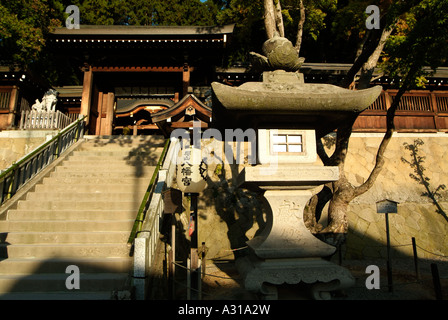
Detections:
[1, 24, 448, 136]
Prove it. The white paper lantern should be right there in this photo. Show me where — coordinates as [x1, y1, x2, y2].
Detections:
[176, 146, 208, 193]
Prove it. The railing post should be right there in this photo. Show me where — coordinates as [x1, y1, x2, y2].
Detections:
[431, 263, 443, 300]
[430, 92, 440, 131]
[8, 168, 20, 200]
[412, 237, 420, 280]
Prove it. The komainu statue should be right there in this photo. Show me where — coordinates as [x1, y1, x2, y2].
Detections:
[32, 89, 59, 112]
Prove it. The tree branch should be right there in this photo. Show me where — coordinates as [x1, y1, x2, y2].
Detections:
[353, 69, 415, 198]
[274, 0, 285, 37]
[316, 137, 330, 166]
[295, 0, 305, 54]
[358, 26, 394, 89]
[264, 0, 277, 39]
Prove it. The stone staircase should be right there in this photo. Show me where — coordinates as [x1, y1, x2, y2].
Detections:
[0, 135, 166, 299]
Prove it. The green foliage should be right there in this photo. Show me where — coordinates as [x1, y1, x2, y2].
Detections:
[67, 0, 220, 26]
[331, 1, 370, 41]
[0, 0, 63, 68]
[217, 0, 265, 65]
[1, 0, 223, 83]
[379, 0, 448, 89]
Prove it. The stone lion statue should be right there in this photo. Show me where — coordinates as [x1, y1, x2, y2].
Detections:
[32, 89, 59, 112]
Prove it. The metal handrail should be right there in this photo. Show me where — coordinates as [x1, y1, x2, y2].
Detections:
[0, 115, 86, 205]
[128, 138, 170, 246]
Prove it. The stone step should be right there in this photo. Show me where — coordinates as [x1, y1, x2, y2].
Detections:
[65, 153, 159, 161]
[0, 273, 129, 293]
[54, 165, 155, 175]
[41, 176, 152, 186]
[0, 136, 165, 298]
[59, 159, 142, 167]
[0, 291, 115, 300]
[50, 167, 154, 179]
[81, 136, 165, 147]
[0, 231, 130, 244]
[0, 257, 132, 274]
[65, 155, 162, 167]
[25, 192, 146, 203]
[6, 209, 137, 221]
[49, 170, 153, 179]
[34, 183, 149, 194]
[78, 143, 165, 152]
[68, 150, 146, 158]
[0, 243, 131, 259]
[0, 220, 134, 232]
[16, 199, 141, 211]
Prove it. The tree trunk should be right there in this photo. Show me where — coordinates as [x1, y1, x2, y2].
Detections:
[295, 0, 305, 54]
[318, 85, 407, 236]
[339, 26, 385, 88]
[325, 193, 350, 234]
[264, 0, 277, 39]
[274, 0, 285, 37]
[358, 27, 394, 89]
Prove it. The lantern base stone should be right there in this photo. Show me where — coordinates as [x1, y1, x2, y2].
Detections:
[236, 165, 355, 299]
[236, 256, 355, 300]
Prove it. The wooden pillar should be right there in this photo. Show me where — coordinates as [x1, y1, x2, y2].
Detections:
[101, 92, 114, 135]
[95, 92, 103, 135]
[7, 86, 19, 128]
[80, 66, 93, 125]
[183, 64, 190, 98]
[430, 92, 439, 131]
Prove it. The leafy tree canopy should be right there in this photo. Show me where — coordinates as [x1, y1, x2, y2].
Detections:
[0, 0, 63, 68]
[380, 0, 448, 89]
[1, 0, 447, 85]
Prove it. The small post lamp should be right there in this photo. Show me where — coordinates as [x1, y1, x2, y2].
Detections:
[376, 199, 398, 293]
[176, 145, 208, 299]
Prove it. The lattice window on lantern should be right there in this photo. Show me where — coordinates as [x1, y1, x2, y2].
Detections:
[257, 129, 317, 164]
[270, 132, 304, 154]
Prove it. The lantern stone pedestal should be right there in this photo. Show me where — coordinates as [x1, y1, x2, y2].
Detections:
[211, 54, 381, 299]
[236, 165, 355, 300]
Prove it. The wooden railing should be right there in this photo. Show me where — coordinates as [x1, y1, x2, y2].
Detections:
[0, 116, 86, 206]
[19, 110, 73, 130]
[0, 90, 11, 110]
[354, 90, 448, 132]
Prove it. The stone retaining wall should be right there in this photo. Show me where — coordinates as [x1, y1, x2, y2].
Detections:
[343, 133, 448, 261]
[192, 133, 448, 262]
[0, 130, 58, 170]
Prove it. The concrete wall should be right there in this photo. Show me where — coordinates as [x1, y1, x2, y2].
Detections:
[176, 133, 448, 262]
[0, 130, 59, 170]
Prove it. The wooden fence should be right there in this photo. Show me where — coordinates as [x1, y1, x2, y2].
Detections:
[354, 90, 448, 132]
[19, 110, 73, 130]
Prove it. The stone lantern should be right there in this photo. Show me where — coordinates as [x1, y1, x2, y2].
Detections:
[176, 144, 208, 299]
[211, 37, 382, 300]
